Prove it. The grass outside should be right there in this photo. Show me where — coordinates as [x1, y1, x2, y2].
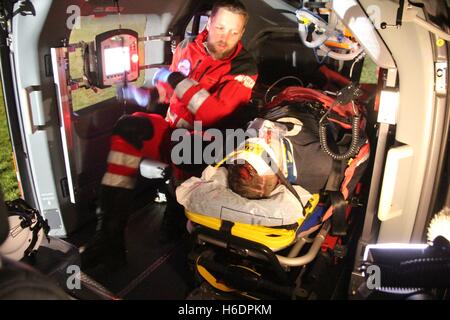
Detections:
[0, 84, 20, 201]
[360, 57, 378, 84]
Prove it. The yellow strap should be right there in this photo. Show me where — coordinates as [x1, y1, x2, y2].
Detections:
[215, 150, 238, 168]
[215, 142, 268, 168]
[196, 256, 235, 292]
[298, 16, 311, 25]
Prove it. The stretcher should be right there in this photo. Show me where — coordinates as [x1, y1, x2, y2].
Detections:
[179, 83, 370, 299]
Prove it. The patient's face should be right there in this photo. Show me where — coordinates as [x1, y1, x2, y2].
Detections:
[227, 161, 279, 199]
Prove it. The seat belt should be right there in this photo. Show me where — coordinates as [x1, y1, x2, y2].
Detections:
[323, 126, 348, 236]
[328, 191, 347, 236]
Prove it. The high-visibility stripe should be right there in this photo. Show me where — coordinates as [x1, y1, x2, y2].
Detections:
[166, 108, 177, 124]
[176, 117, 193, 129]
[175, 78, 198, 99]
[187, 89, 209, 114]
[101, 172, 136, 189]
[167, 107, 194, 129]
[107, 151, 141, 168]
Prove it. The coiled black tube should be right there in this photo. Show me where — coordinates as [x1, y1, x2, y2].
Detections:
[319, 115, 361, 161]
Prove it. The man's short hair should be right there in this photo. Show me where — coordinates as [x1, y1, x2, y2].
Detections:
[227, 161, 279, 199]
[211, 0, 249, 25]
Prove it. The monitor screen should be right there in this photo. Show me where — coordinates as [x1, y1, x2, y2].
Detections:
[104, 46, 131, 76]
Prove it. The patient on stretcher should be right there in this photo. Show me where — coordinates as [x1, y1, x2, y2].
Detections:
[227, 160, 279, 199]
[176, 164, 311, 227]
[176, 119, 312, 227]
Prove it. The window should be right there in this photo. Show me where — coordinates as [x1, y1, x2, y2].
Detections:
[68, 15, 146, 111]
[185, 14, 210, 39]
[360, 56, 378, 84]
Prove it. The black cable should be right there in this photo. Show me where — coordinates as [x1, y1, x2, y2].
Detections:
[407, 0, 425, 8]
[113, 0, 121, 29]
[319, 115, 361, 161]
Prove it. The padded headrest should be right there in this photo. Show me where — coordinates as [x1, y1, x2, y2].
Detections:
[0, 189, 9, 245]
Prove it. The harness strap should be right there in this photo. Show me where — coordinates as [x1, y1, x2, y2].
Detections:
[328, 191, 347, 236]
[282, 137, 297, 184]
[220, 220, 234, 234]
[220, 220, 235, 247]
[321, 124, 349, 235]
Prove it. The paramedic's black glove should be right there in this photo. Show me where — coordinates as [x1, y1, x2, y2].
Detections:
[152, 67, 186, 89]
[116, 84, 159, 109]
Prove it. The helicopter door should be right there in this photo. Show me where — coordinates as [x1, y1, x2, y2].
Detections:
[51, 47, 78, 206]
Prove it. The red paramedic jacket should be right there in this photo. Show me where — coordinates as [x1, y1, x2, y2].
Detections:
[162, 29, 258, 129]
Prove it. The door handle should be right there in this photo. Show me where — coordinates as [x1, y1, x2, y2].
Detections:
[24, 85, 45, 133]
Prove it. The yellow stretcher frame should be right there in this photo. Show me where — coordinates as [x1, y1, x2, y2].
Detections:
[185, 194, 320, 251]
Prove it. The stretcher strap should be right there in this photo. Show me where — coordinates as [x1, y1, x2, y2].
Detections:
[220, 220, 234, 234]
[282, 137, 297, 184]
[219, 220, 235, 246]
[328, 191, 347, 236]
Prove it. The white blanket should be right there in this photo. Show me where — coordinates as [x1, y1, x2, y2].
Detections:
[176, 166, 312, 226]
